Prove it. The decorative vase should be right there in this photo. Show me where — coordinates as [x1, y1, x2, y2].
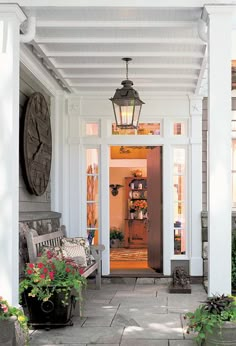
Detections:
[137, 210, 143, 219]
[205, 321, 236, 345]
[22, 288, 76, 329]
[0, 316, 17, 346]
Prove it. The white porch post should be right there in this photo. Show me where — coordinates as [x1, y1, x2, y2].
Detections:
[206, 6, 232, 295]
[189, 96, 203, 276]
[51, 92, 67, 218]
[0, 5, 26, 305]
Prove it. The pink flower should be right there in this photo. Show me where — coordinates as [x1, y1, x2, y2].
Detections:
[27, 269, 33, 275]
[46, 251, 53, 259]
[66, 267, 71, 273]
[38, 262, 44, 268]
[28, 263, 34, 269]
[1, 304, 8, 313]
[49, 272, 54, 280]
[43, 267, 48, 273]
[40, 274, 45, 279]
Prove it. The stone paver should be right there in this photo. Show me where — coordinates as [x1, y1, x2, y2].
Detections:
[122, 314, 183, 340]
[121, 341, 168, 346]
[82, 316, 115, 326]
[169, 341, 196, 345]
[136, 278, 155, 284]
[30, 326, 124, 344]
[29, 279, 205, 345]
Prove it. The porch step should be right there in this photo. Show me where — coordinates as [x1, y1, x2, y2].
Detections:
[101, 277, 172, 284]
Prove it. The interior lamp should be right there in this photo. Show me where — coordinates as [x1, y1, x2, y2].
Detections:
[109, 57, 144, 129]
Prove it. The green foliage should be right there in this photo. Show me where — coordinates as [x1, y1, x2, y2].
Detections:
[110, 227, 124, 241]
[204, 295, 234, 314]
[19, 253, 87, 305]
[232, 235, 236, 289]
[185, 294, 236, 344]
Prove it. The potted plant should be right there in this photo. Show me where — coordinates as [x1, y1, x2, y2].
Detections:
[19, 251, 87, 328]
[110, 227, 124, 248]
[185, 294, 236, 345]
[0, 296, 29, 345]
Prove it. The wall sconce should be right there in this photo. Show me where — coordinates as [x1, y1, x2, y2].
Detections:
[109, 184, 123, 196]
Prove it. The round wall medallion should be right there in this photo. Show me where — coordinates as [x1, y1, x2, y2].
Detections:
[22, 92, 52, 196]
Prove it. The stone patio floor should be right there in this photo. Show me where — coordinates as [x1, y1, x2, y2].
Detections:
[29, 278, 206, 345]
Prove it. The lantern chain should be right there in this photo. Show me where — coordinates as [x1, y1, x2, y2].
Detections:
[126, 60, 129, 80]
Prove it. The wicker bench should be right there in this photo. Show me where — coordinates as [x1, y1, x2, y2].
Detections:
[25, 227, 105, 289]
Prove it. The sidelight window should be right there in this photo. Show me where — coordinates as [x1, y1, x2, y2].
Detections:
[173, 148, 186, 255]
[86, 148, 99, 244]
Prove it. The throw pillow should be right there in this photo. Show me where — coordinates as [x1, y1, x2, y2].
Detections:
[62, 237, 94, 265]
[61, 239, 87, 267]
[38, 245, 63, 260]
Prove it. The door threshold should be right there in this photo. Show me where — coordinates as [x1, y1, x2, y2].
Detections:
[107, 269, 163, 278]
[105, 273, 163, 278]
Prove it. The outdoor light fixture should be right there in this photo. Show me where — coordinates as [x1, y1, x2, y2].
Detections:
[109, 57, 144, 129]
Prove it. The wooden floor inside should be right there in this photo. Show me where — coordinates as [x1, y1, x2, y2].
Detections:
[109, 247, 162, 277]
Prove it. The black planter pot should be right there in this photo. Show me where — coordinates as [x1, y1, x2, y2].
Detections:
[22, 288, 76, 329]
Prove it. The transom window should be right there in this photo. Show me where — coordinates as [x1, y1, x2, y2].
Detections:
[173, 121, 186, 136]
[112, 122, 161, 135]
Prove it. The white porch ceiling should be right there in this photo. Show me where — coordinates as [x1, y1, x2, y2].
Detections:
[20, 3, 207, 97]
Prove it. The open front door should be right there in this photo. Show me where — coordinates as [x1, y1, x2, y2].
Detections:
[147, 147, 162, 271]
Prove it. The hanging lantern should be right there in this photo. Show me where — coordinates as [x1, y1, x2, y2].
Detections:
[109, 57, 144, 129]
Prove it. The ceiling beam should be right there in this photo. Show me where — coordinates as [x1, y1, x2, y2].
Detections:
[7, 0, 215, 7]
[71, 89, 195, 95]
[36, 36, 204, 45]
[53, 63, 201, 69]
[44, 51, 204, 58]
[36, 20, 197, 28]
[62, 73, 198, 79]
[68, 82, 196, 87]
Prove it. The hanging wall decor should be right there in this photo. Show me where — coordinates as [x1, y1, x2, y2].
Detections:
[22, 92, 52, 196]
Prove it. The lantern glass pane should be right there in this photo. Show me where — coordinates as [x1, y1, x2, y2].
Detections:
[120, 105, 135, 126]
[113, 103, 120, 125]
[133, 105, 141, 126]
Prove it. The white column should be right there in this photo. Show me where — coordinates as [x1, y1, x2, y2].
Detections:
[163, 117, 172, 275]
[206, 6, 232, 295]
[51, 92, 66, 215]
[68, 106, 81, 237]
[0, 5, 26, 305]
[189, 96, 203, 276]
[101, 119, 110, 275]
